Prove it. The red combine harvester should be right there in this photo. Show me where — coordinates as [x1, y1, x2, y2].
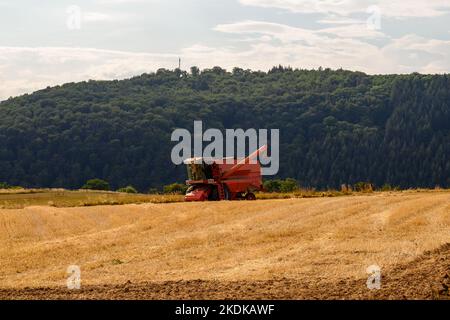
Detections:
[184, 145, 267, 201]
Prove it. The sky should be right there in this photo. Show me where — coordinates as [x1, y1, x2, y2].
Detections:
[1, 0, 450, 100]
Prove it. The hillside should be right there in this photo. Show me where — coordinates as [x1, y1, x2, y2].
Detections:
[0, 68, 449, 190]
[0, 190, 449, 299]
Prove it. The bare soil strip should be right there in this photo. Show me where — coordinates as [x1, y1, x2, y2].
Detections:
[1, 241, 448, 300]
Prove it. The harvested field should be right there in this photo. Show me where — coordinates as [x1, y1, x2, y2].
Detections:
[0, 190, 449, 299]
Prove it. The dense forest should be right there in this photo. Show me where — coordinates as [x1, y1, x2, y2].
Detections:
[0, 67, 449, 191]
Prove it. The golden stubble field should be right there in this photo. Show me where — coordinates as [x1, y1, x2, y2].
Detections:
[0, 190, 449, 299]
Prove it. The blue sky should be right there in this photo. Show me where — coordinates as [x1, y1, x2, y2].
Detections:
[1, 0, 450, 100]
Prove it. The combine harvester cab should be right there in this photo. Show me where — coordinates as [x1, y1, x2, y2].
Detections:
[184, 146, 267, 201]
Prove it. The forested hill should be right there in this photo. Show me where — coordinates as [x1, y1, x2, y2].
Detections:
[0, 67, 449, 191]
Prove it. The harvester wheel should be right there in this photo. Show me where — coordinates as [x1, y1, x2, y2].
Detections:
[223, 185, 231, 200]
[245, 193, 256, 201]
[208, 186, 219, 201]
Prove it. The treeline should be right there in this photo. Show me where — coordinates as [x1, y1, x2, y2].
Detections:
[0, 67, 449, 191]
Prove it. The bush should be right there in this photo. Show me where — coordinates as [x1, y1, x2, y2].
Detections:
[163, 183, 188, 194]
[263, 180, 282, 192]
[0, 182, 10, 189]
[117, 186, 138, 194]
[81, 179, 110, 191]
[279, 178, 298, 193]
[263, 178, 298, 193]
[354, 182, 374, 192]
[148, 188, 160, 194]
[0, 182, 22, 189]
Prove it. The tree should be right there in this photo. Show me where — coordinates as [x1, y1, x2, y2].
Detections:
[0, 69, 448, 190]
[190, 66, 200, 76]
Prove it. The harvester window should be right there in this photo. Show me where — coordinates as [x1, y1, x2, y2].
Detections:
[187, 163, 207, 181]
[186, 160, 214, 181]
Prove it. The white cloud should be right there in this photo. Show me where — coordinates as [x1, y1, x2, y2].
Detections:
[95, 0, 150, 4]
[318, 17, 363, 25]
[317, 24, 385, 38]
[0, 47, 178, 100]
[215, 20, 385, 42]
[83, 12, 120, 22]
[210, 20, 450, 74]
[240, 0, 366, 15]
[239, 0, 450, 18]
[381, 34, 450, 73]
[1, 22, 449, 100]
[214, 20, 324, 43]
